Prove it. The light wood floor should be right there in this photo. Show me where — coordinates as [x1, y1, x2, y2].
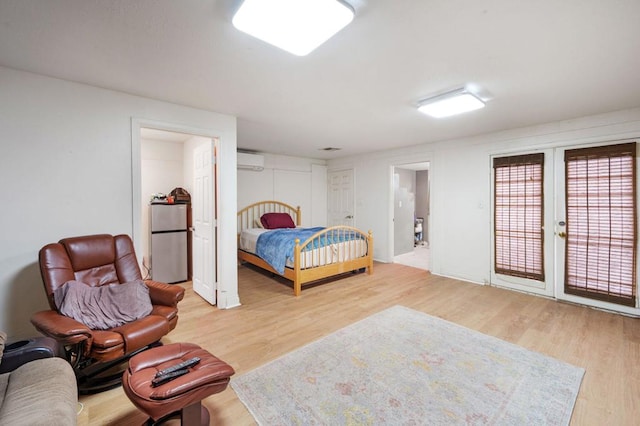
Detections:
[79, 262, 640, 425]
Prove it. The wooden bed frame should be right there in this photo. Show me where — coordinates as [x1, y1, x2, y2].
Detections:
[237, 201, 373, 296]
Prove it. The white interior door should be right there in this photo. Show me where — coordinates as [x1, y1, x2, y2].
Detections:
[192, 141, 216, 305]
[328, 169, 355, 226]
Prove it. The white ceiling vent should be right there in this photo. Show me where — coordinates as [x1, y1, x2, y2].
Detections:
[237, 152, 265, 171]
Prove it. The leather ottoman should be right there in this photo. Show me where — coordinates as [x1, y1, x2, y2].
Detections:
[122, 342, 235, 425]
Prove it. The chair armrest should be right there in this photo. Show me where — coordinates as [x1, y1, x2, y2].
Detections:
[145, 280, 185, 307]
[30, 310, 92, 348]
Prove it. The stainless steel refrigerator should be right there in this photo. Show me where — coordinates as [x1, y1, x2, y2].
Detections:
[150, 203, 188, 283]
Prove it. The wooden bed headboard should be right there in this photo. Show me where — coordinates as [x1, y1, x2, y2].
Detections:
[237, 200, 302, 233]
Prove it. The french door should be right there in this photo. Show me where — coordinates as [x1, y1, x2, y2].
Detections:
[491, 141, 638, 313]
[490, 148, 555, 298]
[555, 141, 637, 312]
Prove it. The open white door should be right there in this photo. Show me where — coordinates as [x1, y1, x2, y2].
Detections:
[192, 140, 216, 305]
[328, 169, 355, 226]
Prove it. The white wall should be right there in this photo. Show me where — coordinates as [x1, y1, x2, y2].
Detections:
[328, 107, 640, 288]
[0, 66, 237, 338]
[237, 153, 327, 227]
[311, 164, 328, 226]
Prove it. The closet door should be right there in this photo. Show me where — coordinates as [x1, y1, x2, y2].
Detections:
[328, 169, 355, 227]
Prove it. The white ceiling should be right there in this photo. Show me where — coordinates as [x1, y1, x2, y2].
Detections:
[1, 0, 639, 159]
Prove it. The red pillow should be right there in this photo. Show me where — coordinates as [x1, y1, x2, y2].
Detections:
[260, 213, 296, 229]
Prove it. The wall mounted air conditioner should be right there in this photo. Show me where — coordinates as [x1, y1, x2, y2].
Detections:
[237, 152, 265, 171]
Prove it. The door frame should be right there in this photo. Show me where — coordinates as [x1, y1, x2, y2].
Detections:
[131, 117, 240, 309]
[389, 160, 431, 265]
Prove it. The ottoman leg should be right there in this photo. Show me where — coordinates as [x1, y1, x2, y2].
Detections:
[143, 402, 209, 426]
[181, 401, 210, 426]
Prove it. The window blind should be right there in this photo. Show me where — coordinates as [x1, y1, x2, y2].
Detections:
[564, 142, 637, 306]
[493, 153, 545, 281]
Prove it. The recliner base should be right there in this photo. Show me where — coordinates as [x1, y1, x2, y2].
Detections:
[70, 341, 162, 395]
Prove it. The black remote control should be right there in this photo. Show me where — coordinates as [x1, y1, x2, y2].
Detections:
[155, 357, 201, 378]
[151, 368, 189, 387]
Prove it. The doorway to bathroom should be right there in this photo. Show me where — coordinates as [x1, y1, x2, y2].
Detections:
[392, 162, 430, 271]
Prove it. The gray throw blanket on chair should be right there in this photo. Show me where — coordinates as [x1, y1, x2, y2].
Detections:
[53, 280, 153, 330]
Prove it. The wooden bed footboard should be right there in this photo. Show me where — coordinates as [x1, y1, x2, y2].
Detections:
[291, 226, 374, 295]
[237, 201, 374, 295]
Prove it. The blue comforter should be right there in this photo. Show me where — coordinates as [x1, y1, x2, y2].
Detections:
[256, 227, 324, 274]
[258, 226, 366, 275]
[256, 227, 366, 274]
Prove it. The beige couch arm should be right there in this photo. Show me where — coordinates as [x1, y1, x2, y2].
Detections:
[0, 357, 77, 425]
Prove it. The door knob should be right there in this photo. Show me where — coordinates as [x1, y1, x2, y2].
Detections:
[345, 215, 353, 219]
[558, 232, 567, 238]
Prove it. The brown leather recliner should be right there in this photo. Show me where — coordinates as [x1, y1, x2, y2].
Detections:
[30, 234, 185, 393]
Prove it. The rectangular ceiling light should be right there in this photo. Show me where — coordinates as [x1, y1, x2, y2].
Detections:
[232, 0, 354, 56]
[417, 88, 486, 118]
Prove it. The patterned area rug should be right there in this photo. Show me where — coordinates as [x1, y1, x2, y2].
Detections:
[232, 305, 584, 425]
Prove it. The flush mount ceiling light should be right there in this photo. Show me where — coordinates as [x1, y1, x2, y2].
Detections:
[417, 87, 486, 118]
[232, 0, 354, 56]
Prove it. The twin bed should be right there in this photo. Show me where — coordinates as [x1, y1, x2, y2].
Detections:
[237, 201, 374, 295]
